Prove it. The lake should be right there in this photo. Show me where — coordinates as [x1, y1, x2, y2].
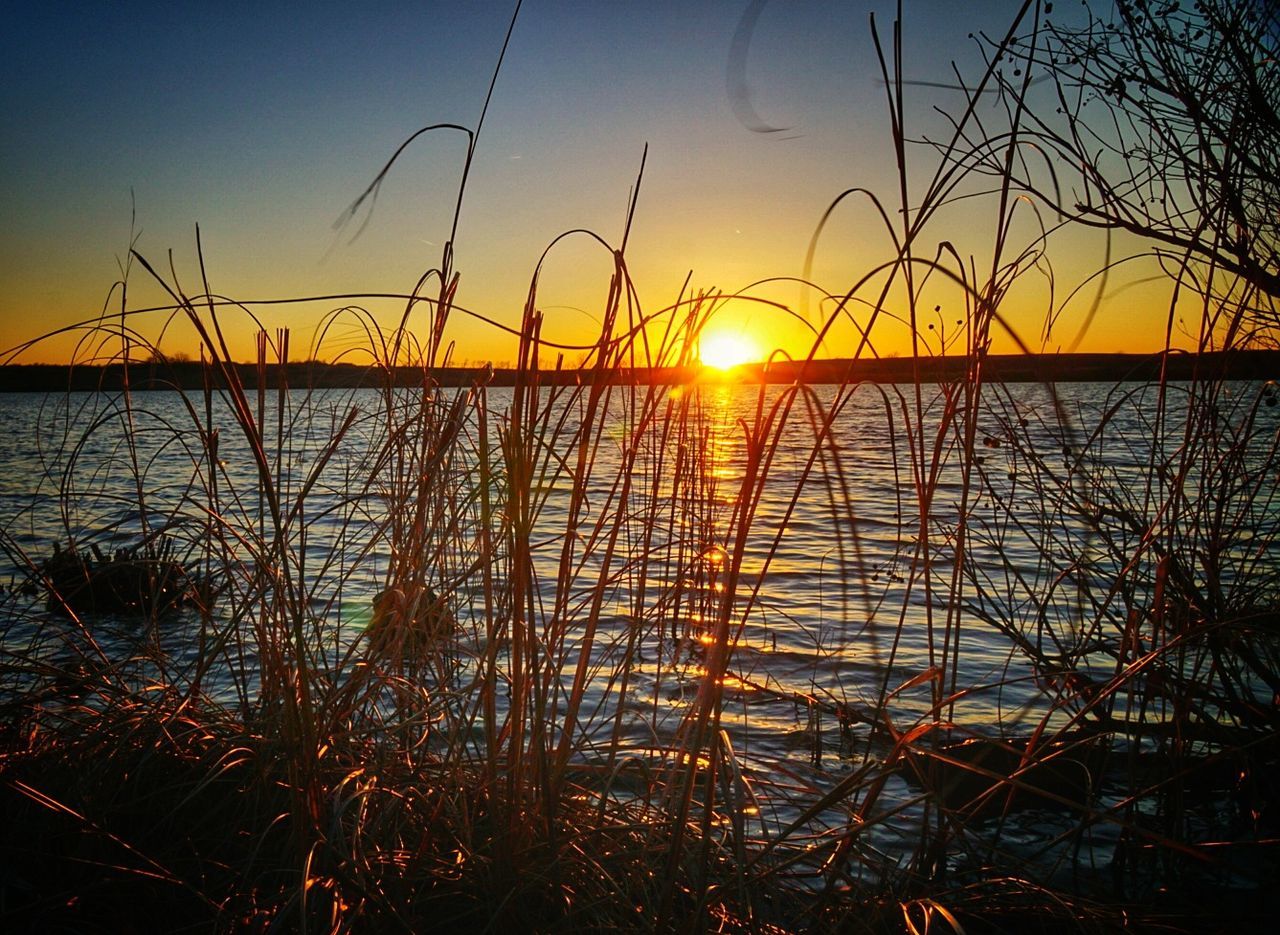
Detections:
[2, 377, 1276, 890]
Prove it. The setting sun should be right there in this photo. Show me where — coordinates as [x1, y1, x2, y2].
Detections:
[698, 332, 760, 370]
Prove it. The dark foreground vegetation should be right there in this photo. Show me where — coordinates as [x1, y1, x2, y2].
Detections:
[3, 1, 1279, 931]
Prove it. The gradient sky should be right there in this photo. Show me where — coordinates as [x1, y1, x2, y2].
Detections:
[1, 1, 1182, 366]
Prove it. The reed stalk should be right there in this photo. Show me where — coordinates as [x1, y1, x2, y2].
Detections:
[2, 1, 1276, 931]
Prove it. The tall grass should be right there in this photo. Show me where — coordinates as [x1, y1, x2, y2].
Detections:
[3, 1, 1277, 931]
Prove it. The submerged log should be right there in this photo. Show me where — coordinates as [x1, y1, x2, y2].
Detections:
[901, 730, 1280, 825]
[899, 734, 1106, 817]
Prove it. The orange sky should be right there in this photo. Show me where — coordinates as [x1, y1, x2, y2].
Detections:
[1, 2, 1197, 369]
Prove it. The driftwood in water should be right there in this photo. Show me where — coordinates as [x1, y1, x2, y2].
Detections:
[366, 586, 457, 660]
[39, 538, 205, 618]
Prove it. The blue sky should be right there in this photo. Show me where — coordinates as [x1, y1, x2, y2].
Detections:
[2, 1, 1164, 364]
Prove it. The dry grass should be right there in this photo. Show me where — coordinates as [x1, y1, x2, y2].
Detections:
[2, 2, 1278, 931]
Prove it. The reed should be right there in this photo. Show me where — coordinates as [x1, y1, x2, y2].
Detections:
[2, 1, 1276, 931]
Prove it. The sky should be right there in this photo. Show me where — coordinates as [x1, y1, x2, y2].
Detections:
[1, 1, 1186, 366]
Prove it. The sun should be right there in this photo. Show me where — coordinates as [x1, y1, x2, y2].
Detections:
[699, 332, 760, 371]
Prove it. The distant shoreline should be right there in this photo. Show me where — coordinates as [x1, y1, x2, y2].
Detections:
[1, 351, 1277, 392]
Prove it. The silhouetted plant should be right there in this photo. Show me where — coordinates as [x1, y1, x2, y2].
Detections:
[985, 0, 1280, 344]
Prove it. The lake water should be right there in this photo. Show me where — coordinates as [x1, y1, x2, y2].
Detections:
[2, 378, 1276, 885]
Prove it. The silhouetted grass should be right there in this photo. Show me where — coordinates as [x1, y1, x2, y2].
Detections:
[2, 2, 1277, 932]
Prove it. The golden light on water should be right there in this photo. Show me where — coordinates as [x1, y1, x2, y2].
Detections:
[702, 545, 728, 567]
[698, 331, 761, 370]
